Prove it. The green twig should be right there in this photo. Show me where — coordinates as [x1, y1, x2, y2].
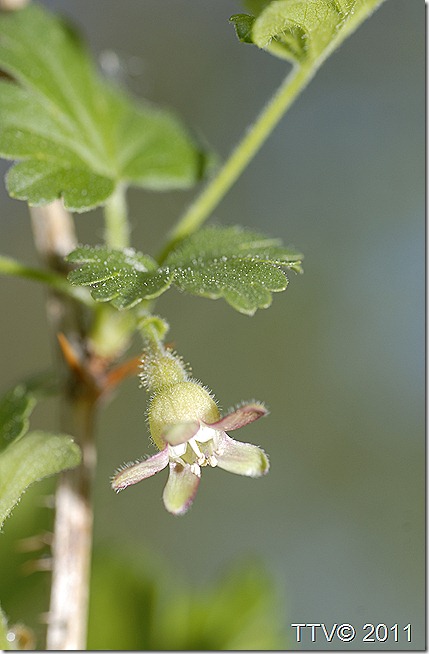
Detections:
[0, 255, 93, 306]
[103, 184, 130, 249]
[158, 63, 316, 263]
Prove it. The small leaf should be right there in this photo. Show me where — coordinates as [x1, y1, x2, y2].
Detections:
[0, 430, 81, 530]
[67, 227, 302, 315]
[165, 226, 303, 315]
[0, 5, 206, 212]
[232, 0, 385, 65]
[0, 374, 57, 452]
[229, 14, 256, 43]
[67, 246, 173, 309]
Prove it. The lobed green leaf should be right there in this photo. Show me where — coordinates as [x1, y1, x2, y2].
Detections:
[165, 226, 302, 315]
[67, 246, 173, 309]
[0, 4, 206, 211]
[67, 226, 302, 316]
[0, 430, 81, 530]
[231, 0, 385, 65]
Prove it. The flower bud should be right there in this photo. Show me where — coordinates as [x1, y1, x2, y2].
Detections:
[141, 348, 188, 394]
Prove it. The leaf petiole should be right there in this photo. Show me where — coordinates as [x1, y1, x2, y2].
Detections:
[0, 254, 93, 306]
[103, 183, 130, 249]
[158, 63, 315, 263]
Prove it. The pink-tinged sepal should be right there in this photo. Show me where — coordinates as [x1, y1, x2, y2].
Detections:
[205, 402, 268, 432]
[163, 462, 201, 515]
[215, 433, 269, 477]
[111, 447, 169, 491]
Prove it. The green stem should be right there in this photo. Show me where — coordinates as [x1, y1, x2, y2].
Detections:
[96, 184, 135, 357]
[0, 255, 93, 306]
[137, 314, 169, 348]
[103, 184, 129, 249]
[158, 63, 316, 262]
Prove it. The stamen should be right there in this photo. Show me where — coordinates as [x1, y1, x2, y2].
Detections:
[190, 463, 201, 477]
[169, 442, 187, 458]
[189, 438, 203, 459]
[195, 425, 216, 443]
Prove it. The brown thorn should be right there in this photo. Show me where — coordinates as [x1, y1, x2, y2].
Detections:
[57, 332, 85, 379]
[103, 354, 142, 393]
[21, 557, 53, 575]
[38, 612, 52, 625]
[16, 531, 52, 553]
[57, 332, 102, 399]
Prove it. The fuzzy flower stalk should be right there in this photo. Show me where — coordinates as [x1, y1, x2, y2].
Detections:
[111, 333, 269, 515]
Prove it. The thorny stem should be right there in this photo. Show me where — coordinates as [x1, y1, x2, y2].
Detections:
[46, 395, 97, 651]
[30, 201, 96, 650]
[157, 63, 316, 263]
[0, 0, 29, 10]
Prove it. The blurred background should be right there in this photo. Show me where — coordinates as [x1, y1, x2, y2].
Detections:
[0, 1, 424, 650]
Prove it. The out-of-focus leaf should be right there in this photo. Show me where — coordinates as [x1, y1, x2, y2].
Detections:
[0, 5, 206, 212]
[88, 549, 286, 650]
[67, 227, 302, 316]
[231, 0, 385, 65]
[0, 374, 57, 452]
[0, 385, 36, 452]
[185, 562, 286, 650]
[67, 246, 173, 309]
[0, 606, 9, 650]
[0, 431, 81, 530]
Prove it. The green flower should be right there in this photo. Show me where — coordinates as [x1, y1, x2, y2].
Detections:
[111, 381, 269, 515]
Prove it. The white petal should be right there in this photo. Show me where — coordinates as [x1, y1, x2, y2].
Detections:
[168, 442, 187, 458]
[195, 424, 217, 443]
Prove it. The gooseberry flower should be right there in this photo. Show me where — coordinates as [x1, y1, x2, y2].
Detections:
[111, 377, 270, 515]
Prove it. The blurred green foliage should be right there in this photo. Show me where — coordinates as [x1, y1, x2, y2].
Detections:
[0, 483, 286, 650]
[88, 549, 286, 650]
[0, 4, 205, 212]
